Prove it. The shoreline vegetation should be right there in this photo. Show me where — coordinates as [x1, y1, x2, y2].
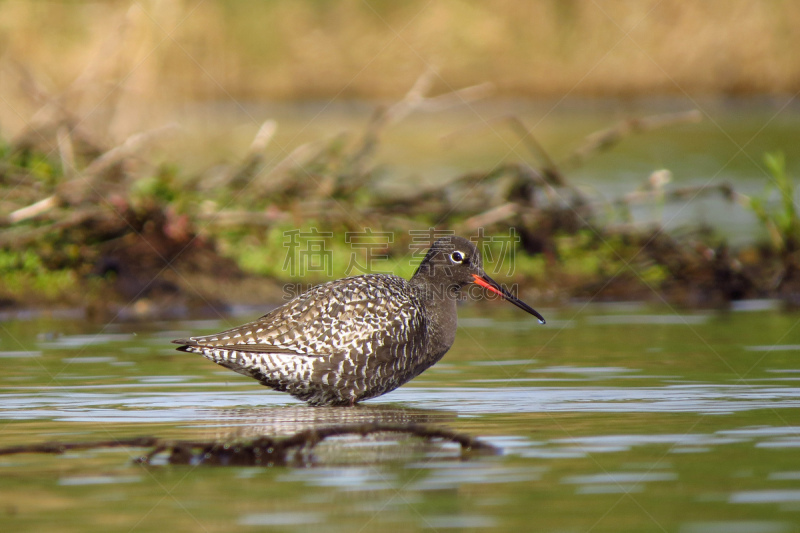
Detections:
[1, 1, 799, 317]
[1, 68, 798, 318]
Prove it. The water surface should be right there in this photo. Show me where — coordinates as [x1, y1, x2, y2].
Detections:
[1, 304, 800, 532]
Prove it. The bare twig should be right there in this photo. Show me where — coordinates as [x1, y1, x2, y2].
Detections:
[196, 208, 289, 227]
[9, 61, 105, 156]
[277, 423, 498, 456]
[221, 120, 278, 189]
[7, 196, 60, 224]
[565, 109, 702, 167]
[0, 206, 106, 246]
[616, 182, 737, 207]
[82, 123, 179, 179]
[251, 138, 330, 195]
[0, 437, 159, 456]
[248, 120, 278, 157]
[56, 126, 76, 178]
[416, 82, 494, 112]
[504, 116, 568, 187]
[462, 202, 519, 231]
[441, 116, 580, 204]
[350, 70, 492, 175]
[0, 424, 498, 466]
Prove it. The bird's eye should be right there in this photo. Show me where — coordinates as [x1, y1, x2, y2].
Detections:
[450, 251, 465, 263]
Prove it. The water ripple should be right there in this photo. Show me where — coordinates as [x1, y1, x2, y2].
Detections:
[2, 384, 800, 422]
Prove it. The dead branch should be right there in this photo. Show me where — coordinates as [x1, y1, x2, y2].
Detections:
[277, 423, 498, 455]
[7, 195, 60, 224]
[56, 126, 76, 178]
[441, 116, 581, 205]
[0, 206, 107, 246]
[503, 116, 569, 187]
[565, 109, 702, 167]
[196, 208, 289, 227]
[462, 202, 519, 231]
[9, 61, 106, 157]
[247, 120, 278, 157]
[82, 123, 179, 179]
[416, 82, 494, 112]
[616, 182, 737, 207]
[249, 138, 330, 196]
[0, 424, 498, 466]
[221, 120, 278, 189]
[350, 70, 492, 175]
[0, 437, 160, 456]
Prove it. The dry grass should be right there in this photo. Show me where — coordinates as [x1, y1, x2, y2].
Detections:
[1, 0, 798, 135]
[0, 6, 795, 223]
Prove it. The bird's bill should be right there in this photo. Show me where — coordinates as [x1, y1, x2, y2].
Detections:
[472, 273, 546, 324]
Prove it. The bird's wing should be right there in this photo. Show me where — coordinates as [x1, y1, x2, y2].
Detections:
[172, 275, 425, 363]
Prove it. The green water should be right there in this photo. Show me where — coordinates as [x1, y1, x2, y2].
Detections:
[1, 303, 800, 532]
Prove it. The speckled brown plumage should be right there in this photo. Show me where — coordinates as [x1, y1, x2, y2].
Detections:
[173, 235, 545, 406]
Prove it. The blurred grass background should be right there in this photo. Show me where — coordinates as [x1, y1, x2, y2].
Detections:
[1, 0, 798, 139]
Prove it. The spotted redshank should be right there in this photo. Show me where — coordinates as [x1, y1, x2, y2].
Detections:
[173, 235, 545, 406]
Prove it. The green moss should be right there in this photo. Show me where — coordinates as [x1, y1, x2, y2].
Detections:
[131, 165, 182, 204]
[220, 223, 430, 283]
[0, 249, 45, 274]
